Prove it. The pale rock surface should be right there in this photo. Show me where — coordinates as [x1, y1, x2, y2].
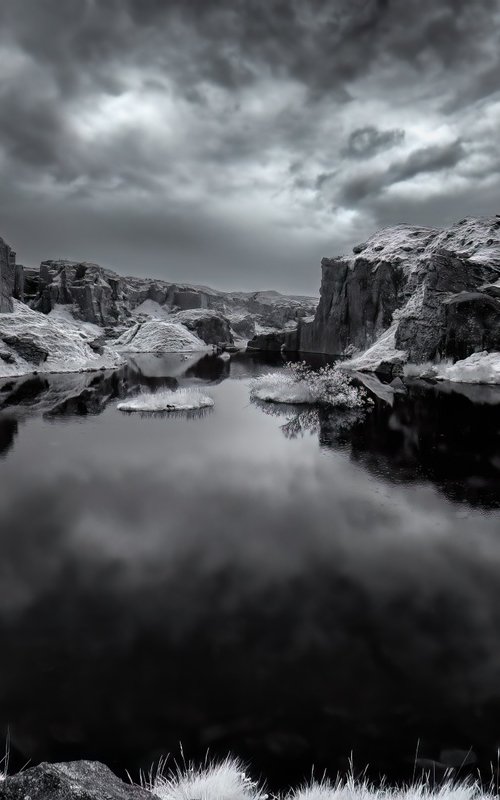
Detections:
[0, 302, 124, 378]
[115, 319, 209, 354]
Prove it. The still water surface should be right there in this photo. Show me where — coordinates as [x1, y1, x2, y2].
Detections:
[0, 352, 499, 788]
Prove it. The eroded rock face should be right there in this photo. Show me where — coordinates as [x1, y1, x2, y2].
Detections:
[0, 237, 18, 313]
[304, 256, 406, 355]
[0, 760, 156, 800]
[255, 217, 500, 368]
[22, 258, 316, 343]
[31, 260, 131, 326]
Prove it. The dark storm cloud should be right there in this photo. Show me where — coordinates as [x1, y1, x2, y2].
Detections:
[339, 140, 467, 204]
[344, 126, 406, 160]
[0, 0, 499, 291]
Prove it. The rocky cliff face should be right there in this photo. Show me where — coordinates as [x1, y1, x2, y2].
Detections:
[0, 237, 23, 312]
[249, 216, 500, 370]
[21, 258, 316, 337]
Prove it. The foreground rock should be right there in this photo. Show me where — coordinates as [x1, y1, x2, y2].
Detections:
[249, 216, 500, 377]
[0, 760, 156, 800]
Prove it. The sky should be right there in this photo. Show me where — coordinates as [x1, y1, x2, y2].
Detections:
[1, 0, 500, 294]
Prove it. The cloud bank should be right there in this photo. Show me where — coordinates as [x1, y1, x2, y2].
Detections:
[1, 0, 500, 292]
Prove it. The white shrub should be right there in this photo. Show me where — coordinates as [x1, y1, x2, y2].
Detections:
[250, 362, 369, 409]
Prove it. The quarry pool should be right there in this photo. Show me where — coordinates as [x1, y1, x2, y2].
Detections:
[1, 352, 500, 789]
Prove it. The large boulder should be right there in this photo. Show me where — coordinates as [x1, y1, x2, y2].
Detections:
[229, 314, 256, 339]
[247, 331, 286, 351]
[173, 309, 233, 344]
[394, 247, 499, 362]
[115, 319, 208, 353]
[0, 760, 156, 800]
[441, 292, 500, 360]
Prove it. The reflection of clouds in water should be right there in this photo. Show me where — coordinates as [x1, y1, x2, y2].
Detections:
[0, 455, 498, 617]
[1, 457, 500, 775]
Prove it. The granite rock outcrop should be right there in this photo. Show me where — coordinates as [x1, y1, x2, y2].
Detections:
[249, 216, 500, 372]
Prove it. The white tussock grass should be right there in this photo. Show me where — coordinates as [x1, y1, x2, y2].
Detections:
[141, 757, 496, 800]
[117, 387, 214, 412]
[143, 754, 268, 800]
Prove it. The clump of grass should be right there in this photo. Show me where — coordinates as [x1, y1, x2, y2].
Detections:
[117, 387, 214, 413]
[286, 775, 488, 800]
[0, 732, 10, 782]
[140, 755, 496, 800]
[142, 754, 268, 800]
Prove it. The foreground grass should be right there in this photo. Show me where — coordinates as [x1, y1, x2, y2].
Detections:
[140, 756, 498, 800]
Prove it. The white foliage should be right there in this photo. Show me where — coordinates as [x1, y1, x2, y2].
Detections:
[117, 387, 214, 412]
[115, 320, 209, 353]
[251, 370, 315, 404]
[250, 362, 368, 408]
[287, 778, 490, 800]
[0, 301, 124, 378]
[145, 755, 267, 800]
[142, 758, 493, 800]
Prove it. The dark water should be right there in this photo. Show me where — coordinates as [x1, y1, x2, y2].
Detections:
[1, 352, 500, 789]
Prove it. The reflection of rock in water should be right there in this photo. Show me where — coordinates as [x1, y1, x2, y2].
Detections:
[251, 397, 367, 441]
[319, 382, 500, 507]
[0, 360, 190, 420]
[184, 353, 230, 383]
[2, 376, 50, 407]
[252, 379, 500, 507]
[0, 416, 18, 457]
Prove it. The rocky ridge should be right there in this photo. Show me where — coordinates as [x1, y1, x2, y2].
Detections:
[0, 244, 316, 376]
[23, 258, 316, 336]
